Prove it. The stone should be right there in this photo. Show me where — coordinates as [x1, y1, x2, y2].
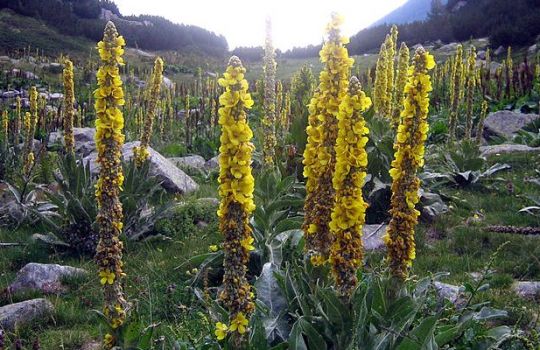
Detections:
[434, 282, 460, 304]
[0, 56, 10, 62]
[483, 111, 540, 139]
[477, 50, 486, 60]
[204, 155, 220, 171]
[513, 281, 540, 300]
[162, 76, 174, 89]
[48, 92, 64, 100]
[8, 263, 87, 295]
[23, 71, 38, 80]
[480, 144, 540, 157]
[1, 90, 20, 99]
[362, 224, 387, 250]
[0, 299, 54, 330]
[494, 45, 505, 56]
[168, 155, 206, 171]
[197, 197, 219, 206]
[83, 141, 199, 194]
[81, 341, 101, 350]
[420, 191, 448, 222]
[529, 44, 538, 54]
[48, 127, 96, 156]
[439, 42, 459, 52]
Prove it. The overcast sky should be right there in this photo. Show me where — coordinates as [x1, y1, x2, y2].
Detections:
[113, 0, 408, 51]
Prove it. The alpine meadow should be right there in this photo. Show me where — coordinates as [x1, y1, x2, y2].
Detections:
[1, 0, 540, 349]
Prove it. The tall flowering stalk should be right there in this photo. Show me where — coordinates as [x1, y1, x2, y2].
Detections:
[302, 13, 354, 265]
[63, 58, 75, 156]
[476, 100, 488, 145]
[448, 44, 463, 142]
[392, 42, 410, 128]
[23, 87, 38, 175]
[464, 46, 477, 139]
[385, 26, 398, 116]
[133, 57, 164, 166]
[93, 21, 128, 349]
[373, 42, 388, 117]
[216, 56, 256, 339]
[329, 76, 371, 296]
[384, 47, 435, 280]
[1, 111, 7, 149]
[505, 47, 513, 99]
[262, 18, 277, 167]
[15, 96, 21, 140]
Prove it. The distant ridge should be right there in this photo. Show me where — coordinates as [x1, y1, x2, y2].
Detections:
[371, 0, 448, 26]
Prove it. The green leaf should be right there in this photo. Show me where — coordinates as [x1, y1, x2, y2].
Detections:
[298, 318, 326, 350]
[289, 320, 308, 350]
[396, 315, 439, 350]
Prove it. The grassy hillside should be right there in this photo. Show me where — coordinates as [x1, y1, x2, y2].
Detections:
[0, 9, 92, 56]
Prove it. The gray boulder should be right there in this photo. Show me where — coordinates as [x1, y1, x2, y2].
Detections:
[439, 42, 459, 52]
[84, 141, 199, 194]
[48, 127, 96, 156]
[0, 299, 54, 330]
[8, 263, 87, 295]
[204, 155, 220, 171]
[168, 155, 206, 171]
[480, 144, 540, 157]
[362, 224, 387, 250]
[494, 45, 505, 56]
[513, 281, 540, 300]
[483, 111, 540, 139]
[434, 282, 460, 304]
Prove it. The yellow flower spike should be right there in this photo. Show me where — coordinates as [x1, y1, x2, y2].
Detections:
[448, 44, 463, 142]
[94, 22, 128, 350]
[63, 58, 75, 156]
[464, 46, 477, 139]
[262, 18, 277, 167]
[23, 87, 38, 176]
[209, 245, 219, 252]
[1, 110, 8, 147]
[215, 322, 229, 340]
[385, 26, 398, 118]
[384, 47, 435, 281]
[133, 57, 164, 166]
[392, 42, 410, 129]
[373, 42, 388, 117]
[329, 76, 371, 296]
[302, 13, 354, 263]
[217, 56, 256, 325]
[476, 100, 488, 145]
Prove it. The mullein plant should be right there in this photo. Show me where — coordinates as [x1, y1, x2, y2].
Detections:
[373, 42, 388, 117]
[214, 56, 256, 341]
[23, 87, 38, 175]
[302, 13, 354, 265]
[464, 46, 477, 139]
[63, 58, 75, 156]
[476, 100, 488, 145]
[15, 96, 21, 141]
[385, 26, 398, 117]
[133, 57, 163, 166]
[505, 47, 513, 99]
[1, 111, 7, 150]
[392, 42, 410, 128]
[262, 18, 277, 167]
[384, 47, 435, 281]
[93, 21, 129, 349]
[448, 44, 463, 142]
[329, 76, 371, 296]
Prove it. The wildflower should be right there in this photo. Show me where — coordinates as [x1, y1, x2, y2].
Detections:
[133, 57, 164, 166]
[209, 245, 219, 252]
[15, 96, 21, 138]
[329, 76, 371, 296]
[1, 110, 7, 148]
[464, 46, 477, 139]
[476, 100, 488, 145]
[217, 56, 256, 332]
[373, 42, 388, 116]
[385, 26, 398, 116]
[263, 18, 277, 167]
[63, 58, 75, 156]
[99, 269, 115, 285]
[392, 42, 410, 129]
[215, 322, 228, 340]
[384, 47, 435, 280]
[448, 44, 463, 142]
[93, 22, 128, 348]
[302, 13, 354, 263]
[229, 312, 249, 334]
[23, 87, 38, 176]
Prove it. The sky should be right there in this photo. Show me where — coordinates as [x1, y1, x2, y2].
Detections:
[113, 0, 408, 51]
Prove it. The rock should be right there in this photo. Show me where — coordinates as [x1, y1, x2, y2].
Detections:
[513, 281, 540, 300]
[48, 127, 96, 156]
[8, 263, 87, 295]
[434, 282, 460, 304]
[162, 76, 174, 89]
[204, 155, 220, 171]
[197, 197, 219, 206]
[494, 45, 505, 56]
[439, 42, 459, 52]
[84, 141, 199, 194]
[420, 191, 448, 222]
[0, 299, 54, 330]
[168, 155, 206, 171]
[23, 71, 38, 80]
[45, 62, 62, 74]
[48, 92, 64, 100]
[362, 224, 387, 250]
[81, 340, 101, 350]
[0, 56, 10, 62]
[529, 44, 538, 54]
[483, 111, 540, 139]
[2, 90, 20, 99]
[480, 144, 540, 157]
[477, 50, 486, 60]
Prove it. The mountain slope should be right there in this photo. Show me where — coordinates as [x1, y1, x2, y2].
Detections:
[371, 0, 447, 26]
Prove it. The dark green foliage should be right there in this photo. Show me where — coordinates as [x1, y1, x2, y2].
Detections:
[154, 199, 218, 239]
